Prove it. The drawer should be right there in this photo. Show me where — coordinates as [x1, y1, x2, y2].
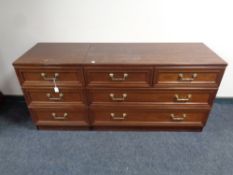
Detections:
[84, 66, 153, 87]
[88, 88, 216, 105]
[30, 107, 89, 126]
[23, 87, 86, 105]
[90, 106, 209, 128]
[16, 67, 84, 87]
[154, 67, 224, 87]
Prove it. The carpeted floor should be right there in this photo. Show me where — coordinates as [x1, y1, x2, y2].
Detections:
[0, 99, 233, 175]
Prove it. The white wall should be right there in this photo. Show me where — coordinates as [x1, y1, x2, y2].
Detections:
[0, 0, 232, 97]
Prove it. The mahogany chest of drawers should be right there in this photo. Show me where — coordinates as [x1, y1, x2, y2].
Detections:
[13, 43, 227, 131]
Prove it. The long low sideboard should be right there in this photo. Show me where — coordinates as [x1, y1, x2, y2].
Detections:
[13, 43, 227, 131]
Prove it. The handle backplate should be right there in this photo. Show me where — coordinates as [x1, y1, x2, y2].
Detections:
[52, 112, 68, 120]
[109, 93, 127, 101]
[41, 72, 59, 81]
[174, 94, 192, 102]
[110, 113, 127, 120]
[170, 113, 187, 121]
[178, 73, 197, 81]
[46, 93, 63, 101]
[109, 73, 128, 81]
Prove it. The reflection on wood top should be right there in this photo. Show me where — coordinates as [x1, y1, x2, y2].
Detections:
[13, 43, 227, 66]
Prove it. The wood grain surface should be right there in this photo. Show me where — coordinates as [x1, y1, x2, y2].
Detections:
[13, 43, 227, 131]
[14, 43, 227, 66]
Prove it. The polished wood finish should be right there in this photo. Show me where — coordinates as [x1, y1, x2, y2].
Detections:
[13, 43, 227, 131]
[23, 87, 86, 105]
[87, 88, 215, 105]
[90, 106, 209, 128]
[154, 66, 225, 88]
[16, 66, 84, 87]
[85, 66, 153, 87]
[13, 43, 227, 66]
[85, 43, 227, 65]
[30, 106, 89, 127]
[13, 43, 90, 65]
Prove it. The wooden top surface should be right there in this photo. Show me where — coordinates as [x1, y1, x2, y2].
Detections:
[13, 43, 90, 65]
[13, 43, 227, 66]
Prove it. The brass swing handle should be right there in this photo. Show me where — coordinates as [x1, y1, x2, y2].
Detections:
[178, 73, 197, 81]
[51, 112, 68, 120]
[109, 93, 127, 101]
[109, 73, 128, 81]
[46, 93, 63, 101]
[170, 114, 186, 121]
[41, 72, 59, 81]
[174, 94, 192, 102]
[110, 113, 127, 120]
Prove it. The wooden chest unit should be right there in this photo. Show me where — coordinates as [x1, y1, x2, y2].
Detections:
[13, 43, 227, 131]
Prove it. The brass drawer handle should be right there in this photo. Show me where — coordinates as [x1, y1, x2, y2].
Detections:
[109, 93, 127, 101]
[178, 73, 197, 81]
[110, 113, 127, 120]
[51, 112, 68, 120]
[174, 94, 192, 102]
[170, 114, 186, 121]
[109, 73, 128, 81]
[46, 93, 63, 101]
[41, 72, 59, 81]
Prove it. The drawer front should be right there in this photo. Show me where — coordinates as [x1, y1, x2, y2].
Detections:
[88, 88, 215, 105]
[30, 107, 89, 126]
[90, 106, 209, 127]
[24, 87, 86, 105]
[84, 67, 153, 87]
[154, 67, 224, 87]
[16, 67, 84, 87]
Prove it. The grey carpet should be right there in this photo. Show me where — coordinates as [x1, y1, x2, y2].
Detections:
[0, 99, 233, 175]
